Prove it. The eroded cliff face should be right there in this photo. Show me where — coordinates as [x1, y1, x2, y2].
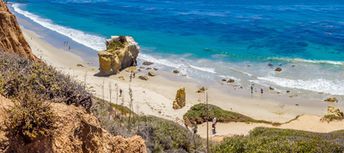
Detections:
[0, 1, 37, 60]
[0, 95, 147, 153]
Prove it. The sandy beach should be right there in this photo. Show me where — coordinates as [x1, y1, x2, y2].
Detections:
[21, 25, 344, 139]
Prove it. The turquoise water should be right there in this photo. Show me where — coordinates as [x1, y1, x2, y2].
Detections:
[9, 0, 344, 95]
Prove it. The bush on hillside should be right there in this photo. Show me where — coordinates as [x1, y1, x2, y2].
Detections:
[91, 97, 205, 153]
[5, 92, 56, 144]
[0, 52, 92, 111]
[211, 127, 344, 153]
[183, 103, 272, 124]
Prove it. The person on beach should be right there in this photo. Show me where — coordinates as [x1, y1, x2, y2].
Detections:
[261, 88, 264, 94]
[192, 123, 198, 134]
[250, 84, 254, 95]
[119, 89, 123, 97]
[212, 117, 217, 135]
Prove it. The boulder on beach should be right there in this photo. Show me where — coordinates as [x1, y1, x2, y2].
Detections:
[196, 87, 207, 93]
[324, 97, 338, 103]
[173, 70, 180, 74]
[98, 36, 140, 76]
[148, 71, 156, 77]
[142, 61, 154, 66]
[275, 67, 282, 72]
[227, 79, 235, 83]
[139, 75, 149, 81]
[173, 88, 186, 109]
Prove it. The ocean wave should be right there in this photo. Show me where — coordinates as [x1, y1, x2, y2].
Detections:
[12, 3, 106, 51]
[268, 57, 344, 66]
[189, 65, 216, 74]
[257, 76, 344, 95]
[139, 53, 218, 75]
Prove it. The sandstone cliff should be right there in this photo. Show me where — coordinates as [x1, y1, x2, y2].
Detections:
[98, 36, 139, 75]
[0, 95, 147, 153]
[0, 1, 36, 60]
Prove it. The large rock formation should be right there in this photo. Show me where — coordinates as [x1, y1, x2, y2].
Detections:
[98, 36, 139, 75]
[173, 88, 186, 109]
[321, 106, 344, 123]
[0, 95, 147, 153]
[0, 1, 37, 61]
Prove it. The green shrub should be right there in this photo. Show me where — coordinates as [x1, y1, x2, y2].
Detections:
[184, 104, 273, 125]
[91, 98, 205, 153]
[0, 52, 92, 111]
[211, 127, 344, 153]
[5, 93, 55, 144]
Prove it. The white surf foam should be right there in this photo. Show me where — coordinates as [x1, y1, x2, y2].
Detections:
[189, 64, 216, 74]
[12, 3, 106, 51]
[268, 57, 344, 66]
[257, 76, 344, 95]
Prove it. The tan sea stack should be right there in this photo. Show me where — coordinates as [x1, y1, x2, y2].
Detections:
[173, 88, 186, 109]
[98, 36, 140, 76]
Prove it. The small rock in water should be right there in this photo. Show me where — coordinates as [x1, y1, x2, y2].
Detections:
[275, 67, 282, 72]
[324, 97, 338, 103]
[269, 86, 275, 90]
[153, 68, 158, 71]
[222, 78, 227, 82]
[268, 63, 273, 67]
[227, 79, 235, 83]
[139, 75, 149, 81]
[76, 64, 84, 67]
[148, 71, 156, 77]
[286, 90, 290, 93]
[291, 65, 296, 67]
[142, 61, 154, 66]
[173, 70, 180, 74]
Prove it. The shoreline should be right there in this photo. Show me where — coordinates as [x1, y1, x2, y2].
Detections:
[19, 17, 344, 138]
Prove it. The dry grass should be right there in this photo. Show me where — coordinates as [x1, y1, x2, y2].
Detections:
[5, 91, 56, 144]
[0, 52, 92, 111]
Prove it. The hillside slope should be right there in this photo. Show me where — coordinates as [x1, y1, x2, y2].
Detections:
[0, 95, 147, 153]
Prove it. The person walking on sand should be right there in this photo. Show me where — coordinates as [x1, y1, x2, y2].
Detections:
[119, 89, 123, 97]
[192, 123, 198, 134]
[212, 117, 217, 135]
[250, 84, 254, 95]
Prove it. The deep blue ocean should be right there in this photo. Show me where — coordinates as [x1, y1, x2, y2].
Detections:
[9, 0, 344, 95]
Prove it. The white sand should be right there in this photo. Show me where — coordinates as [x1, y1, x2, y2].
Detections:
[22, 27, 344, 137]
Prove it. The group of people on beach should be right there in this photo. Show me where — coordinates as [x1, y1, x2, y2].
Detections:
[63, 41, 71, 51]
[250, 84, 264, 95]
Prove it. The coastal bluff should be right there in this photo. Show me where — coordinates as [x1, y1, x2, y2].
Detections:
[98, 36, 140, 75]
[0, 1, 37, 61]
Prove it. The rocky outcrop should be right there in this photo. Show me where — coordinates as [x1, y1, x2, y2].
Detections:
[0, 95, 147, 153]
[98, 36, 140, 75]
[321, 106, 344, 123]
[0, 1, 37, 61]
[173, 88, 186, 109]
[324, 97, 338, 103]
